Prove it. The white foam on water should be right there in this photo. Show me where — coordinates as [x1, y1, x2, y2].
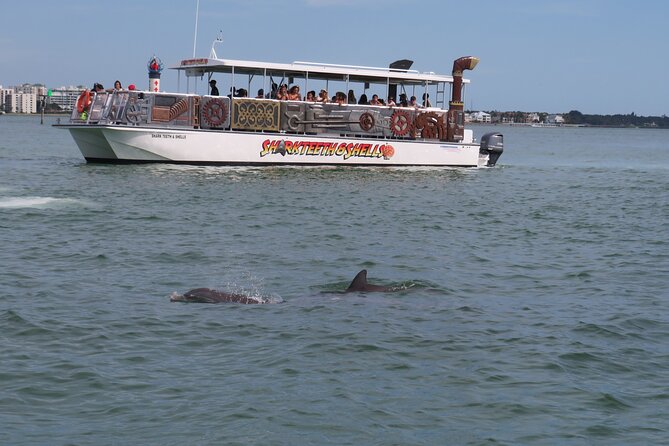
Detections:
[0, 196, 85, 209]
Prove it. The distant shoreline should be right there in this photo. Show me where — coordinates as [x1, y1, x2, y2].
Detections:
[1, 112, 70, 117]
[468, 122, 668, 129]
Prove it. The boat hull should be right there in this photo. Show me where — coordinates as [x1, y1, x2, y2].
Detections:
[60, 125, 490, 167]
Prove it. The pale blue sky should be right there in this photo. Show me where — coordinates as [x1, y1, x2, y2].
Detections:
[1, 0, 667, 115]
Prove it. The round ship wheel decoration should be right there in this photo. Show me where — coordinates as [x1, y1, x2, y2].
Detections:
[124, 104, 142, 124]
[389, 110, 412, 136]
[359, 112, 375, 131]
[202, 98, 228, 127]
[413, 111, 445, 140]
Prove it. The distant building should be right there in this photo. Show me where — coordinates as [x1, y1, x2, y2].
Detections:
[546, 114, 565, 125]
[526, 112, 540, 123]
[3, 91, 37, 113]
[470, 111, 491, 123]
[0, 86, 10, 112]
[1, 84, 45, 113]
[49, 86, 86, 111]
[0, 83, 80, 113]
[18, 92, 38, 113]
[15, 83, 46, 96]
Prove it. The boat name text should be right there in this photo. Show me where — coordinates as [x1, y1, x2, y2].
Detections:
[180, 58, 208, 66]
[151, 133, 187, 140]
[260, 139, 395, 160]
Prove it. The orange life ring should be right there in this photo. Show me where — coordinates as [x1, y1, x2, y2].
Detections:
[76, 90, 92, 113]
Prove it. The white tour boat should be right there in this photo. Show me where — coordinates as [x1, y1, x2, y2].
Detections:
[56, 51, 503, 167]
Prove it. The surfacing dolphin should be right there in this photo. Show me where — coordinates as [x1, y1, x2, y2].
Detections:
[346, 269, 403, 293]
[170, 288, 268, 304]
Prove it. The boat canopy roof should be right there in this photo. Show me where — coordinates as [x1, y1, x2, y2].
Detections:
[171, 57, 468, 86]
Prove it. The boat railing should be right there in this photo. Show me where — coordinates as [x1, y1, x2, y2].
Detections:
[70, 92, 464, 142]
[70, 91, 200, 128]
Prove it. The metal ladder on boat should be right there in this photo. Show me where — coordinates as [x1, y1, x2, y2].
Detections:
[435, 83, 448, 108]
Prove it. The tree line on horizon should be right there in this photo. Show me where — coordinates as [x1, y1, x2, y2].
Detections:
[562, 110, 669, 128]
[476, 110, 669, 128]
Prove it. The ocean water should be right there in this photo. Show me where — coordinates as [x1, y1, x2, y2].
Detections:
[1, 115, 668, 445]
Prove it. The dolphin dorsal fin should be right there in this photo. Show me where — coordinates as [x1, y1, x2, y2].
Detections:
[347, 269, 368, 291]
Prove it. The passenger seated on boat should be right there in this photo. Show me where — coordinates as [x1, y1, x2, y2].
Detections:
[256, 89, 264, 99]
[236, 88, 248, 98]
[334, 92, 347, 105]
[305, 90, 316, 102]
[317, 89, 329, 103]
[276, 84, 289, 100]
[409, 95, 420, 108]
[369, 94, 380, 105]
[287, 85, 301, 101]
[270, 83, 278, 99]
[378, 98, 386, 105]
[398, 93, 408, 107]
[347, 90, 357, 105]
[358, 94, 368, 105]
[422, 93, 431, 107]
[387, 96, 397, 107]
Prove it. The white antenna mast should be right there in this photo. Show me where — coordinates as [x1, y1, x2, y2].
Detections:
[192, 0, 200, 57]
[210, 31, 223, 59]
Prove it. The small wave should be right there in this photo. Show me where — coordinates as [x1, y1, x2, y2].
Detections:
[0, 309, 29, 325]
[573, 322, 626, 339]
[559, 351, 601, 362]
[593, 392, 633, 410]
[457, 305, 484, 314]
[0, 196, 86, 209]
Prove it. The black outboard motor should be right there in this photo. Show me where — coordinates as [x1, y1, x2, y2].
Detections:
[480, 132, 504, 166]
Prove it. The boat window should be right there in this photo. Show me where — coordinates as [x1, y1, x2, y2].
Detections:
[155, 96, 178, 107]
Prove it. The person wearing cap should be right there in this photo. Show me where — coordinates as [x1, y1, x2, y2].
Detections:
[209, 79, 219, 96]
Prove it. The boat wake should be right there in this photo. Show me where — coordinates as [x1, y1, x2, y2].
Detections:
[0, 196, 88, 209]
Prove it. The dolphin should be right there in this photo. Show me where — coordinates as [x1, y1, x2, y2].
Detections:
[170, 288, 268, 304]
[346, 269, 401, 293]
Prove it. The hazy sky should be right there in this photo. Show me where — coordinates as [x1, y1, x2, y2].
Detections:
[1, 0, 667, 115]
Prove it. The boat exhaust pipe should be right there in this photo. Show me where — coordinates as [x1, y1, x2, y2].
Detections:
[447, 56, 479, 142]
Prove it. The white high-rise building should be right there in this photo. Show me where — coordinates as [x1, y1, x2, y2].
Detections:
[5, 93, 17, 113]
[0, 84, 47, 113]
[3, 92, 36, 113]
[49, 86, 86, 111]
[1, 83, 82, 113]
[17, 92, 37, 113]
[0, 86, 12, 113]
